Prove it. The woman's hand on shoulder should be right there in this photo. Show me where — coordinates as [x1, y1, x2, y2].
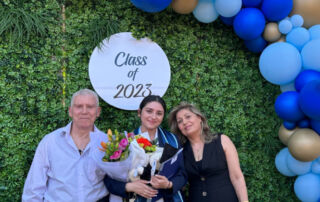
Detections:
[125, 180, 158, 199]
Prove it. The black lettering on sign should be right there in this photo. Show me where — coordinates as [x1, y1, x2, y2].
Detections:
[114, 52, 148, 67]
[113, 84, 152, 98]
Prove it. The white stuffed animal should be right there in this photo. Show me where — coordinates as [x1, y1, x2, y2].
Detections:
[128, 146, 164, 182]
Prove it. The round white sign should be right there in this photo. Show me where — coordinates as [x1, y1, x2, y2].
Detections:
[89, 32, 171, 110]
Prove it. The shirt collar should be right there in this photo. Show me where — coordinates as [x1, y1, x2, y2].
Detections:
[138, 126, 158, 143]
[61, 122, 99, 136]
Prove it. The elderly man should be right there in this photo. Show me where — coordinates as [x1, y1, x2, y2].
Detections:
[22, 89, 109, 202]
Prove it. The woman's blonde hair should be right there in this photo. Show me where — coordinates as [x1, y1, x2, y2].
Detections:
[168, 102, 217, 145]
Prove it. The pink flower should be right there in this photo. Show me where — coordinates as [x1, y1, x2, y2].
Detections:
[110, 150, 122, 160]
[119, 138, 129, 150]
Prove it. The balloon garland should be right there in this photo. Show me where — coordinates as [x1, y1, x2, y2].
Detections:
[129, 0, 320, 201]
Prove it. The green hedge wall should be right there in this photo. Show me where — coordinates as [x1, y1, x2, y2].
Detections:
[0, 0, 298, 201]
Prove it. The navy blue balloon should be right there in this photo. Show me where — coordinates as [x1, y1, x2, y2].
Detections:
[130, 0, 172, 13]
[297, 119, 310, 128]
[283, 121, 296, 130]
[242, 0, 262, 7]
[311, 119, 320, 135]
[220, 16, 234, 26]
[244, 36, 267, 53]
[295, 70, 320, 92]
[299, 80, 320, 120]
[261, 0, 293, 21]
[275, 91, 305, 122]
[233, 8, 266, 40]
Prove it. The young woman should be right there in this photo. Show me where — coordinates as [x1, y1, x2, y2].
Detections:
[168, 102, 248, 202]
[104, 95, 186, 202]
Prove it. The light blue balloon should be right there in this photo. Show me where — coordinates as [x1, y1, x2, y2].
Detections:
[275, 148, 296, 176]
[287, 152, 312, 175]
[290, 14, 304, 28]
[312, 160, 320, 174]
[294, 173, 320, 202]
[309, 25, 320, 40]
[280, 81, 296, 92]
[193, 0, 219, 23]
[259, 42, 302, 85]
[279, 19, 293, 34]
[286, 27, 310, 51]
[215, 0, 242, 18]
[301, 39, 320, 71]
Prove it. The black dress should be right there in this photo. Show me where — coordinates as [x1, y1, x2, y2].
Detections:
[184, 134, 238, 202]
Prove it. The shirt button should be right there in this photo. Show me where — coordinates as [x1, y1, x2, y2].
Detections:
[201, 177, 205, 181]
[202, 191, 207, 196]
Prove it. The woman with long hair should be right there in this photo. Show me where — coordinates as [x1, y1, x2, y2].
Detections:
[168, 102, 248, 202]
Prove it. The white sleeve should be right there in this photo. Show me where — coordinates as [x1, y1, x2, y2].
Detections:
[22, 137, 50, 202]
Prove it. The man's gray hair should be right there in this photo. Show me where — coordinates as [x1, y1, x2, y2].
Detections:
[70, 89, 99, 107]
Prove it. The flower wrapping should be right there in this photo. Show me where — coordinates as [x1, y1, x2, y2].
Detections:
[92, 130, 161, 181]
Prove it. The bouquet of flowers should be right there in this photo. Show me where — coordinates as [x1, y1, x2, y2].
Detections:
[99, 129, 134, 162]
[93, 129, 164, 181]
[91, 129, 135, 183]
[91, 129, 163, 202]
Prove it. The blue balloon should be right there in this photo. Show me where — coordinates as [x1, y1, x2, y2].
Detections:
[310, 119, 320, 135]
[297, 119, 310, 128]
[279, 19, 293, 34]
[233, 8, 266, 40]
[312, 160, 320, 174]
[242, 0, 262, 7]
[280, 81, 296, 92]
[286, 27, 310, 51]
[130, 0, 172, 13]
[290, 14, 304, 27]
[295, 69, 320, 92]
[283, 121, 296, 130]
[261, 0, 293, 21]
[299, 80, 320, 120]
[219, 16, 234, 26]
[275, 148, 296, 176]
[244, 36, 267, 53]
[215, 0, 242, 18]
[259, 42, 302, 85]
[287, 152, 312, 175]
[193, 0, 219, 23]
[301, 39, 320, 71]
[309, 25, 320, 40]
[275, 91, 305, 122]
[294, 173, 320, 202]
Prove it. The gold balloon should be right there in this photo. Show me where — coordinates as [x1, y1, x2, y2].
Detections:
[171, 0, 199, 14]
[288, 128, 320, 162]
[278, 124, 298, 145]
[263, 22, 281, 42]
[276, 35, 286, 43]
[290, 0, 320, 28]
